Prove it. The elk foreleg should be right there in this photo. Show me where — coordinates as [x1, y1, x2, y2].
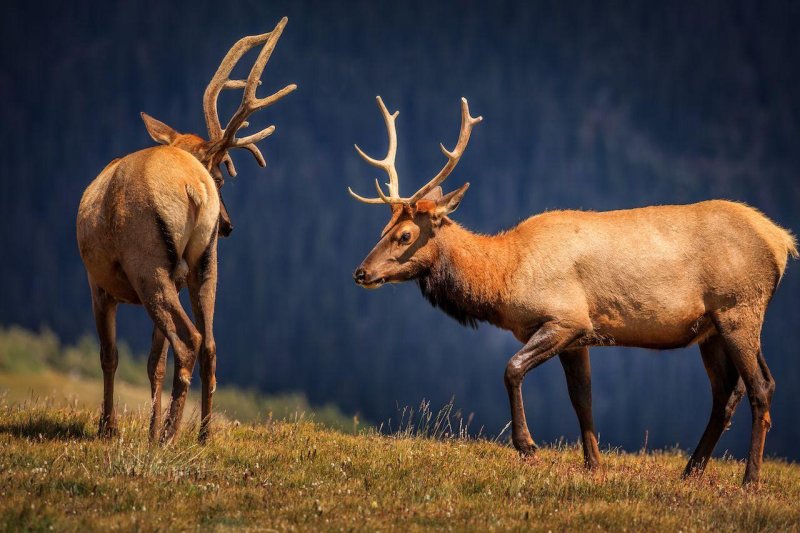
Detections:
[504, 321, 589, 456]
[90, 280, 119, 438]
[188, 238, 218, 444]
[559, 346, 602, 469]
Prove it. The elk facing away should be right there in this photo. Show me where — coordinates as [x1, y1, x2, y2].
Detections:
[76, 18, 296, 444]
[349, 96, 797, 485]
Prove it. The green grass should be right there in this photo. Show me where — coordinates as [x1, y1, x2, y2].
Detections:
[0, 400, 798, 531]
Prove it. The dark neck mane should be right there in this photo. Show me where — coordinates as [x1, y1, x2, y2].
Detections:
[416, 224, 506, 329]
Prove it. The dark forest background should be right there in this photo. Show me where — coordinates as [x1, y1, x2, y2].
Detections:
[2, 0, 799, 459]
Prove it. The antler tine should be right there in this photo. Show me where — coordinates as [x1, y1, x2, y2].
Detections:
[407, 98, 482, 204]
[348, 97, 482, 206]
[203, 17, 297, 173]
[203, 33, 270, 141]
[222, 153, 237, 177]
[218, 18, 297, 166]
[348, 96, 404, 204]
[347, 187, 389, 204]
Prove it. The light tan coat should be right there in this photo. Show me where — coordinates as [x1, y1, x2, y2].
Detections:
[356, 192, 796, 486]
[76, 18, 295, 444]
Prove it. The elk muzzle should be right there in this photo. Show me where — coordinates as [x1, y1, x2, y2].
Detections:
[353, 266, 385, 289]
[218, 196, 233, 237]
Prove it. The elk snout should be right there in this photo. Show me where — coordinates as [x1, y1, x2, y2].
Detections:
[353, 265, 386, 289]
[353, 267, 367, 285]
[218, 219, 233, 237]
[218, 197, 233, 238]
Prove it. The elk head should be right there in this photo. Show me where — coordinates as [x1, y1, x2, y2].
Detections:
[140, 17, 297, 237]
[349, 96, 482, 288]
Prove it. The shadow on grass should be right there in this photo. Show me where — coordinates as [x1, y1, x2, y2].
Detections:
[0, 412, 92, 441]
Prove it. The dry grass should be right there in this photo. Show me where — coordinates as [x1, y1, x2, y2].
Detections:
[0, 368, 357, 434]
[1, 398, 798, 531]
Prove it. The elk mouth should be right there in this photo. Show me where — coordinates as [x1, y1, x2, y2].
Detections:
[361, 278, 385, 289]
[354, 266, 386, 289]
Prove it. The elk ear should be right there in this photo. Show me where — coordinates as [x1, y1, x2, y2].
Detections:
[431, 183, 469, 223]
[140, 112, 179, 145]
[422, 186, 443, 201]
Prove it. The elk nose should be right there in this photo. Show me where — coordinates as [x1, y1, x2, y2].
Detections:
[353, 267, 366, 284]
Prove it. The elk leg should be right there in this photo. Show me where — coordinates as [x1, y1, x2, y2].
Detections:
[147, 325, 169, 442]
[188, 238, 218, 443]
[559, 347, 601, 469]
[137, 271, 201, 445]
[757, 348, 775, 407]
[714, 315, 772, 485]
[147, 273, 186, 443]
[504, 321, 588, 456]
[683, 334, 743, 477]
[90, 280, 119, 438]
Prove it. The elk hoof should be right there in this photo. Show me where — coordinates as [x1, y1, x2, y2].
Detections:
[515, 441, 538, 458]
[742, 466, 761, 487]
[98, 418, 118, 439]
[584, 458, 602, 471]
[159, 431, 175, 447]
[159, 420, 179, 446]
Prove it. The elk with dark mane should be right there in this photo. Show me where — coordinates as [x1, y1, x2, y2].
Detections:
[77, 18, 296, 444]
[349, 95, 796, 485]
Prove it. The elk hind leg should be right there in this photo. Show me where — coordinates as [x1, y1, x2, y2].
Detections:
[136, 271, 201, 445]
[147, 325, 169, 442]
[147, 272, 187, 442]
[715, 313, 772, 486]
[559, 347, 601, 469]
[683, 334, 744, 478]
[90, 280, 119, 438]
[188, 238, 218, 443]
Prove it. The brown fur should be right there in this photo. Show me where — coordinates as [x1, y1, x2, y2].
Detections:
[76, 20, 295, 445]
[355, 191, 796, 485]
[77, 140, 221, 444]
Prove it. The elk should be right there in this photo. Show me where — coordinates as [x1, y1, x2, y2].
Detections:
[348, 96, 797, 485]
[76, 17, 296, 444]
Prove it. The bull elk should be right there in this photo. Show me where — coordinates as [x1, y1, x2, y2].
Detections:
[76, 18, 296, 444]
[348, 96, 797, 485]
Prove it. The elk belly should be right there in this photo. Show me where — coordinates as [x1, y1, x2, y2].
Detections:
[588, 294, 713, 349]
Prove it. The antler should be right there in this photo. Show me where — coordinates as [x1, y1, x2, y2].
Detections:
[348, 97, 482, 205]
[407, 98, 482, 204]
[347, 96, 400, 204]
[203, 17, 297, 177]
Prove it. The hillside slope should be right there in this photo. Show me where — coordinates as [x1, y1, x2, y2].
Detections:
[1, 402, 798, 531]
[0, 325, 357, 432]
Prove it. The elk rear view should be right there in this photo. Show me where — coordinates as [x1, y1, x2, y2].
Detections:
[76, 17, 296, 444]
[348, 95, 797, 485]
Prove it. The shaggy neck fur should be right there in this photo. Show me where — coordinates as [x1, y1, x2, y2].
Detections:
[417, 221, 515, 329]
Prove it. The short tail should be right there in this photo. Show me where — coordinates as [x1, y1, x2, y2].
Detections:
[789, 236, 799, 259]
[772, 225, 798, 283]
[741, 201, 798, 273]
[782, 228, 799, 259]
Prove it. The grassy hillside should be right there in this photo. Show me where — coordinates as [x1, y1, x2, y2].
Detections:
[2, 325, 799, 530]
[0, 325, 357, 432]
[1, 402, 799, 531]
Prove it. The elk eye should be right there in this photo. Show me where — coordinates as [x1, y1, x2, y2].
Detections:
[399, 231, 411, 244]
